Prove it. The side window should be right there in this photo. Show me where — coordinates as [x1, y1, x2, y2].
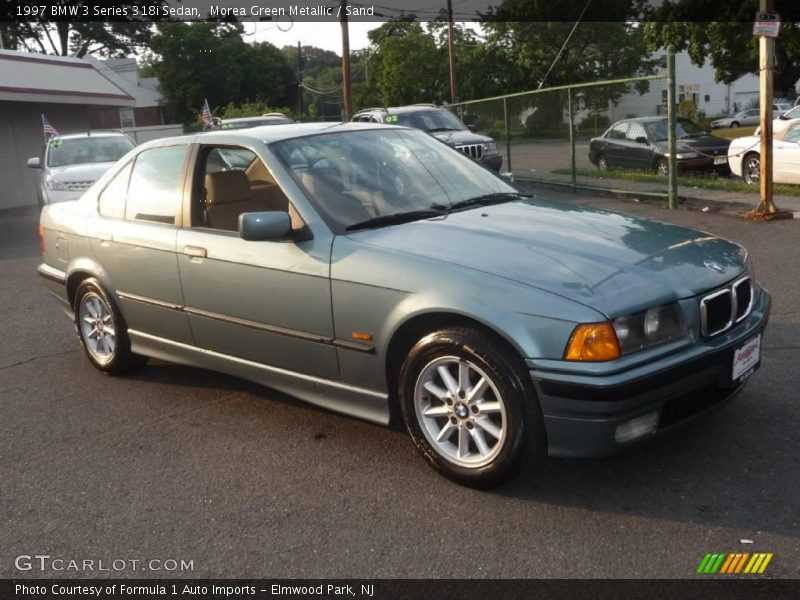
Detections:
[98, 162, 132, 219]
[125, 145, 188, 225]
[198, 146, 295, 232]
[608, 123, 628, 140]
[626, 123, 647, 142]
[785, 125, 800, 144]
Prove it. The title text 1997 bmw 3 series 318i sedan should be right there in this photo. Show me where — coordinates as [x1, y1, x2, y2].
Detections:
[38, 122, 770, 487]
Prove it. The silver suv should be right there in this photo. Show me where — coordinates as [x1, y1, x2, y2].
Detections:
[352, 104, 502, 171]
[27, 132, 135, 208]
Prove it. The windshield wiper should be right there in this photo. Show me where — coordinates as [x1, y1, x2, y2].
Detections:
[427, 127, 463, 132]
[449, 192, 531, 212]
[345, 209, 447, 232]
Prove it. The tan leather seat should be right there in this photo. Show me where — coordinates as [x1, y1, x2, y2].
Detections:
[205, 170, 254, 231]
[300, 171, 371, 223]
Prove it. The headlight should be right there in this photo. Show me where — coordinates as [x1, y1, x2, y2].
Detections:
[675, 152, 699, 159]
[45, 175, 68, 191]
[612, 302, 687, 355]
[484, 142, 498, 154]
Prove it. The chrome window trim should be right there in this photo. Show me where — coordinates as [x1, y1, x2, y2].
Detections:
[733, 276, 754, 323]
[700, 288, 734, 337]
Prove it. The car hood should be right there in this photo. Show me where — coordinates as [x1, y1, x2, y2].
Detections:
[47, 162, 117, 182]
[347, 198, 746, 317]
[430, 130, 493, 146]
[655, 135, 730, 151]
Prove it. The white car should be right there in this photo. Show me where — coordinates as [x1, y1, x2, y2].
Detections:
[728, 122, 800, 184]
[27, 132, 135, 208]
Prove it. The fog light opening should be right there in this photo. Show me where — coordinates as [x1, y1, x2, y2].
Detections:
[614, 412, 659, 444]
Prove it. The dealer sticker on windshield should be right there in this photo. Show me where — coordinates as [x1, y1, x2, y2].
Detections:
[732, 333, 761, 383]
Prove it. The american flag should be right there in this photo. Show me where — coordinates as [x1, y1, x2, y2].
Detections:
[201, 99, 213, 126]
[42, 114, 59, 138]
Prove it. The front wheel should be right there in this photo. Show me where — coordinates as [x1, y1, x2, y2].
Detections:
[596, 154, 609, 171]
[655, 157, 669, 176]
[398, 327, 545, 488]
[730, 121, 740, 128]
[742, 153, 760, 185]
[74, 279, 147, 375]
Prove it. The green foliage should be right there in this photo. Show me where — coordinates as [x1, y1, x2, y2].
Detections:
[149, 22, 295, 124]
[644, 2, 800, 96]
[677, 99, 697, 120]
[218, 102, 293, 119]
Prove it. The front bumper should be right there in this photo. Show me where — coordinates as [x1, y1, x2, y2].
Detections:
[531, 289, 771, 458]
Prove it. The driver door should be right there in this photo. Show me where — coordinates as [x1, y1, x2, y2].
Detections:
[175, 143, 339, 380]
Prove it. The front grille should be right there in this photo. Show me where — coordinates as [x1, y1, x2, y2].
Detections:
[64, 180, 94, 191]
[455, 144, 483, 160]
[700, 276, 753, 337]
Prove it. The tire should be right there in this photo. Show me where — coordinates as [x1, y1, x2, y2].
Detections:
[655, 157, 669, 176]
[730, 121, 740, 128]
[596, 154, 609, 171]
[742, 153, 760, 185]
[73, 278, 147, 375]
[398, 327, 545, 488]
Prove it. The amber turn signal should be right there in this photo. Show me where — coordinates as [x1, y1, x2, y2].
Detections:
[564, 322, 621, 361]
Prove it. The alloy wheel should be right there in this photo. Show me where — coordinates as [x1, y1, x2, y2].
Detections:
[743, 155, 760, 185]
[78, 292, 116, 363]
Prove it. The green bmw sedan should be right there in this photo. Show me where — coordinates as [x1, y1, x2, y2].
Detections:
[37, 122, 770, 487]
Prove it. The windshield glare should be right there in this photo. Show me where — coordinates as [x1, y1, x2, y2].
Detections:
[47, 137, 134, 167]
[272, 129, 515, 231]
[645, 119, 705, 140]
[395, 110, 467, 132]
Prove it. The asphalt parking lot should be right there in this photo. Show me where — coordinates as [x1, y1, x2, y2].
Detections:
[1, 193, 798, 579]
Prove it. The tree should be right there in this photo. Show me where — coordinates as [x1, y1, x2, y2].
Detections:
[148, 22, 295, 123]
[644, 1, 800, 96]
[0, 1, 163, 57]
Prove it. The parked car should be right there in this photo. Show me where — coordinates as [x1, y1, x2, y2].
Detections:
[589, 117, 731, 174]
[27, 132, 135, 208]
[205, 113, 294, 131]
[728, 122, 800, 184]
[710, 109, 760, 129]
[352, 104, 502, 171]
[38, 122, 769, 487]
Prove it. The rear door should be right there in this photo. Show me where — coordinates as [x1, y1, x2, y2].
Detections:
[174, 142, 339, 380]
[602, 122, 629, 168]
[89, 143, 193, 344]
[775, 124, 800, 183]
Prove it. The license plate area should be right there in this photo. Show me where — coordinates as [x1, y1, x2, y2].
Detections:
[732, 333, 761, 383]
[714, 156, 727, 165]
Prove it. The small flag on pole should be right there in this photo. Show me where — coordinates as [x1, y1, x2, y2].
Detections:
[201, 99, 213, 126]
[42, 114, 59, 139]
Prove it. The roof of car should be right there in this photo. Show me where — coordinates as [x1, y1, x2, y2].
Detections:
[220, 116, 291, 123]
[140, 121, 401, 150]
[355, 104, 444, 116]
[51, 131, 130, 140]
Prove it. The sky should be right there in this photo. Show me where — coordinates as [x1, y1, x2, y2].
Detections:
[249, 21, 383, 53]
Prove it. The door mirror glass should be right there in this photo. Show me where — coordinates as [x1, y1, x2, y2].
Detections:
[239, 211, 291, 241]
[27, 157, 41, 169]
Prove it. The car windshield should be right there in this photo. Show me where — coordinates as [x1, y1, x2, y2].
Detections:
[644, 118, 706, 141]
[782, 106, 800, 120]
[272, 129, 516, 232]
[392, 110, 468, 133]
[47, 136, 134, 167]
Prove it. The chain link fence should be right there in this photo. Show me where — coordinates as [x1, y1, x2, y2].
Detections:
[448, 74, 675, 199]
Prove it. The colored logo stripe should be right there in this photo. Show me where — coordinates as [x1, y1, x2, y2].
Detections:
[698, 552, 773, 574]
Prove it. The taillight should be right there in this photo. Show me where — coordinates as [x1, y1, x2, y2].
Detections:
[38, 225, 45, 253]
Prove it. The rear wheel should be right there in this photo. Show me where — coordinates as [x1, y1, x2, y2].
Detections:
[74, 279, 147, 375]
[398, 327, 545, 488]
[742, 153, 760, 185]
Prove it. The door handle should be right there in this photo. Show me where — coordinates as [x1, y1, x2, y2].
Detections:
[183, 245, 207, 258]
[97, 232, 113, 242]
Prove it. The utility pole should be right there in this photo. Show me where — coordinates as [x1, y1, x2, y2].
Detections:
[340, 0, 353, 121]
[297, 41, 304, 117]
[746, 0, 789, 219]
[447, 0, 457, 104]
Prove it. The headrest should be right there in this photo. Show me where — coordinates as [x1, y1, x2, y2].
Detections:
[205, 170, 251, 206]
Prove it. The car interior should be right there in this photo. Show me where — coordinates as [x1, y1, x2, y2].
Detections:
[196, 147, 305, 233]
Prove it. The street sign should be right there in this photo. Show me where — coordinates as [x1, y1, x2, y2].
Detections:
[753, 12, 781, 37]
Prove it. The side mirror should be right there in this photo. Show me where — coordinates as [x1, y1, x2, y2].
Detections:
[466, 124, 477, 132]
[500, 171, 514, 182]
[27, 157, 41, 169]
[635, 136, 648, 144]
[238, 211, 291, 241]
